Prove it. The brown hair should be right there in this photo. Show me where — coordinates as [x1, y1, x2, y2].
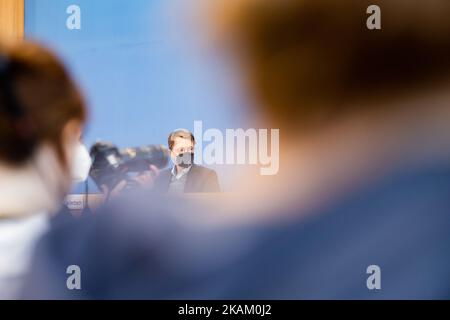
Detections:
[213, 0, 450, 131]
[0, 41, 86, 166]
[168, 129, 195, 150]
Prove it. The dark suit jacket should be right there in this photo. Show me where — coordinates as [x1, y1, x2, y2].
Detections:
[155, 164, 220, 193]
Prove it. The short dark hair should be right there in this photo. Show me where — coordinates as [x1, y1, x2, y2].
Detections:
[168, 129, 195, 150]
[0, 41, 86, 166]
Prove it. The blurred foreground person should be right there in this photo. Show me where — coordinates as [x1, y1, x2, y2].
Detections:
[0, 41, 87, 299]
[25, 0, 450, 299]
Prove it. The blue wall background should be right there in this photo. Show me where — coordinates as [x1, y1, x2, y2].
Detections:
[25, 0, 250, 191]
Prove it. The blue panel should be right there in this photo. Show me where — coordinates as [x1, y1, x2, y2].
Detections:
[25, 0, 250, 191]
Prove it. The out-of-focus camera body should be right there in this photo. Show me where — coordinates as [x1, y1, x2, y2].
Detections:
[89, 141, 169, 191]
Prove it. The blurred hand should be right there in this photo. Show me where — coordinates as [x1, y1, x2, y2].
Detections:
[100, 180, 128, 201]
[131, 165, 160, 189]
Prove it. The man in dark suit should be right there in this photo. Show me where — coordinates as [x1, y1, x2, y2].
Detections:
[155, 129, 220, 193]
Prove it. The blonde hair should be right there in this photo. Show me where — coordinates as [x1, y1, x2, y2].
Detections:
[168, 128, 195, 150]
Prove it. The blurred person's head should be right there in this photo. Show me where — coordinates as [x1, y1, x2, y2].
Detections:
[201, 0, 450, 216]
[211, 0, 450, 134]
[168, 129, 195, 170]
[0, 41, 88, 217]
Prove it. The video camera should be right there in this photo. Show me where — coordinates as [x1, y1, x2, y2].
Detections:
[89, 141, 169, 191]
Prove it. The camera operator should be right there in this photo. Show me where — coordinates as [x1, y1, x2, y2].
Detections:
[89, 142, 167, 201]
[99, 165, 160, 200]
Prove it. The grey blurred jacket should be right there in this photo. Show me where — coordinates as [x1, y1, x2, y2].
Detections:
[23, 161, 450, 299]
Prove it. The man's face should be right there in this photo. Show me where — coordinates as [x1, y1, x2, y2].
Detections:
[171, 137, 194, 165]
